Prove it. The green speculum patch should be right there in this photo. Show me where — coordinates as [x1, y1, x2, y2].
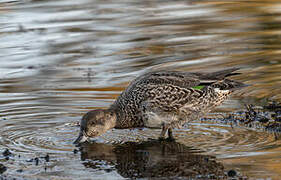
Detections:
[192, 85, 204, 90]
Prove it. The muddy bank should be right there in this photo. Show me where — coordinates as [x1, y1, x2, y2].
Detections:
[202, 101, 281, 133]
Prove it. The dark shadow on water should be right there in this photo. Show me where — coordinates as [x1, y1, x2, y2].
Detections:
[79, 140, 227, 179]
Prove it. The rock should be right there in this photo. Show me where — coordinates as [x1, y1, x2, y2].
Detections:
[73, 149, 78, 154]
[0, 164, 7, 174]
[227, 169, 237, 177]
[35, 157, 39, 166]
[44, 155, 50, 162]
[2, 149, 12, 157]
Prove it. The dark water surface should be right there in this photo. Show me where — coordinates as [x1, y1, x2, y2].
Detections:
[0, 0, 281, 179]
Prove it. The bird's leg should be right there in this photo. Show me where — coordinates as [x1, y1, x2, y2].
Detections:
[167, 128, 175, 141]
[159, 123, 168, 141]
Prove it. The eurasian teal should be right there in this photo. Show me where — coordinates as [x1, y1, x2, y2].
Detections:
[74, 68, 245, 144]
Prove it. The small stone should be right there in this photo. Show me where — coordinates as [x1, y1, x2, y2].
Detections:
[35, 157, 39, 166]
[227, 169, 237, 177]
[26, 158, 33, 162]
[44, 154, 50, 162]
[104, 168, 112, 173]
[2, 149, 12, 156]
[16, 169, 23, 173]
[73, 149, 78, 154]
[0, 163, 7, 174]
[27, 66, 35, 69]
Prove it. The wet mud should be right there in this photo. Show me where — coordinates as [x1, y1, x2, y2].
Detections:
[202, 101, 281, 133]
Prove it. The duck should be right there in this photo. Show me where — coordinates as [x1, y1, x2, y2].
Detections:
[74, 68, 246, 144]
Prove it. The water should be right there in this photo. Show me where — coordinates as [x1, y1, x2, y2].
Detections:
[0, 0, 281, 179]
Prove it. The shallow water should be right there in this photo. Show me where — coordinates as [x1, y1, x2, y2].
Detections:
[0, 0, 281, 179]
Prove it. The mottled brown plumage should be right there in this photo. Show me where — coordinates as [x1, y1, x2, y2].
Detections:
[74, 68, 246, 144]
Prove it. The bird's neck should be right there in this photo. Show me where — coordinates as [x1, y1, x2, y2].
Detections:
[106, 108, 118, 129]
[109, 105, 126, 128]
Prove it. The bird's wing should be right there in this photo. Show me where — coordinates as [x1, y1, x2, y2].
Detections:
[140, 83, 203, 113]
[190, 67, 240, 80]
[125, 68, 241, 112]
[130, 71, 203, 89]
[133, 68, 241, 88]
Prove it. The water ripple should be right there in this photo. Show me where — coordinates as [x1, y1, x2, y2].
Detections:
[1, 0, 281, 179]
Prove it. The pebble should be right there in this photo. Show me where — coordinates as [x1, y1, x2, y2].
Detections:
[73, 149, 78, 154]
[2, 149, 12, 157]
[35, 157, 39, 166]
[227, 169, 237, 177]
[0, 163, 7, 174]
[16, 169, 23, 173]
[44, 154, 50, 162]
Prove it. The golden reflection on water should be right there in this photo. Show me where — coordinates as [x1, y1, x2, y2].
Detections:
[0, 0, 281, 179]
[223, 146, 281, 180]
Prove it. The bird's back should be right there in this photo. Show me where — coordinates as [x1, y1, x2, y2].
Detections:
[110, 68, 245, 129]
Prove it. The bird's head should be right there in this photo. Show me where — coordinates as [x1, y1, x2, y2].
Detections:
[73, 109, 117, 144]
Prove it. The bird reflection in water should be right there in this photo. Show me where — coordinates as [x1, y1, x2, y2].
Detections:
[79, 140, 227, 179]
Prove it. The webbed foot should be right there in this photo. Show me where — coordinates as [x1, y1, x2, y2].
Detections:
[167, 128, 175, 141]
[158, 137, 166, 141]
[165, 136, 176, 142]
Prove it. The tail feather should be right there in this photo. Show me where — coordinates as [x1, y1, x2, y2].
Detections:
[190, 68, 241, 80]
[195, 68, 247, 90]
[206, 67, 240, 80]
